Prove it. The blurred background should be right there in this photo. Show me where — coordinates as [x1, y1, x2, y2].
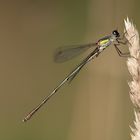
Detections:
[0, 0, 139, 140]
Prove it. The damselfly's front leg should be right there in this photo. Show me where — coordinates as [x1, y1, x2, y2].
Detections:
[114, 44, 130, 57]
[117, 33, 136, 46]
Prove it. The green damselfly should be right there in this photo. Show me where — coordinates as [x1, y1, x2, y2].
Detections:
[23, 30, 129, 122]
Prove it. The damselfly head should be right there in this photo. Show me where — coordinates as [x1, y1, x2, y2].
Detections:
[112, 30, 120, 37]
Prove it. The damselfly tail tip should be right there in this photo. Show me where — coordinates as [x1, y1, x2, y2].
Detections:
[22, 119, 26, 122]
[22, 114, 31, 122]
[22, 117, 28, 122]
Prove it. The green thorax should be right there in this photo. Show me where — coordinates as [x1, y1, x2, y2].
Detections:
[98, 38, 110, 46]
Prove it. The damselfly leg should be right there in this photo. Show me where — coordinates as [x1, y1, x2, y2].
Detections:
[114, 33, 136, 57]
[114, 44, 130, 57]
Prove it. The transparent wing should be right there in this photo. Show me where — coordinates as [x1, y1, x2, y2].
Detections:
[54, 43, 96, 63]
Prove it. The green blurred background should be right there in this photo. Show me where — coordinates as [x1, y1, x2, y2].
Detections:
[0, 0, 139, 140]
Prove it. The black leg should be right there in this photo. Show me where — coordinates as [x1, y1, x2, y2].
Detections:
[117, 35, 129, 45]
[117, 34, 136, 46]
[118, 30, 128, 40]
[117, 39, 128, 45]
[114, 44, 130, 57]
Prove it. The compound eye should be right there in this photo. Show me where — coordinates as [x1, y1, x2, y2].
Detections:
[112, 30, 120, 37]
[113, 31, 117, 35]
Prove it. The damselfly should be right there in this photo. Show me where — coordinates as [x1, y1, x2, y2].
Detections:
[23, 30, 129, 122]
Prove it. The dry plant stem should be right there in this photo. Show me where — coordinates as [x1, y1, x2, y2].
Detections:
[124, 18, 140, 139]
